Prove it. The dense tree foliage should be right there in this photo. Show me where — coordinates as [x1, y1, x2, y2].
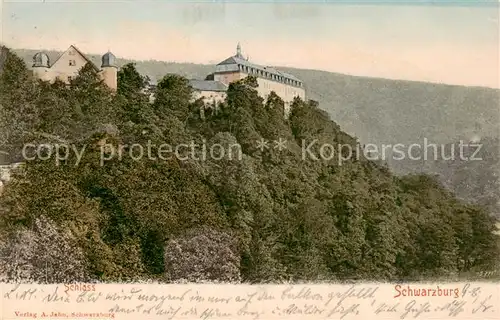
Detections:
[11, 49, 500, 223]
[164, 226, 241, 282]
[0, 215, 91, 283]
[392, 137, 500, 218]
[0, 47, 499, 282]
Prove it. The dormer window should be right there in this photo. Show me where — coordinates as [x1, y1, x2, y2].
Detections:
[69, 60, 76, 66]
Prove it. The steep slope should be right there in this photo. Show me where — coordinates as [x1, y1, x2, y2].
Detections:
[14, 48, 500, 217]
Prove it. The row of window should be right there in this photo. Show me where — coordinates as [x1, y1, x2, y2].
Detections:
[238, 64, 302, 87]
[262, 81, 301, 96]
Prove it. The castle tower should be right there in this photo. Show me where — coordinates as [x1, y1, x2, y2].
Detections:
[32, 52, 51, 81]
[100, 51, 118, 91]
[236, 43, 243, 59]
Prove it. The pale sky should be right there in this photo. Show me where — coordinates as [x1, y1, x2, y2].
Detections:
[1, 0, 499, 88]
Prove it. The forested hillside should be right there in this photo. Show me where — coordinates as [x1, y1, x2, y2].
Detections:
[13, 48, 500, 146]
[1, 46, 499, 283]
[13, 49, 500, 219]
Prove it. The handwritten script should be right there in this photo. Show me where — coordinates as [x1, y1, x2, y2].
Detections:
[1, 282, 498, 319]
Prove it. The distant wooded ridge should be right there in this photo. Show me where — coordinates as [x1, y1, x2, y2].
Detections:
[14, 48, 499, 147]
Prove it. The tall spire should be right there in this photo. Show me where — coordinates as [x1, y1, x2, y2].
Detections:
[236, 42, 242, 58]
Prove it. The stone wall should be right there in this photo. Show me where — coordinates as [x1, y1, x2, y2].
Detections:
[192, 90, 227, 105]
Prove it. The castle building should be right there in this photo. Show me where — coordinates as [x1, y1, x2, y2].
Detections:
[193, 43, 306, 117]
[32, 45, 118, 90]
[189, 79, 228, 106]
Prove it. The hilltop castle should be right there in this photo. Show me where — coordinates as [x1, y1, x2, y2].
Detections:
[32, 45, 118, 90]
[30, 44, 305, 117]
[190, 43, 306, 117]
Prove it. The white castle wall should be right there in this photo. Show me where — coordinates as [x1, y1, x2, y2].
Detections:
[192, 90, 227, 105]
[215, 71, 305, 116]
[48, 47, 90, 83]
